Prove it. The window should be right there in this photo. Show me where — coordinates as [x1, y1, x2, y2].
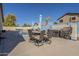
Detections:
[59, 20, 63, 23]
[71, 17, 76, 20]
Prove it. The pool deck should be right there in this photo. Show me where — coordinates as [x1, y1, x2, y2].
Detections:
[9, 37, 79, 56]
[1, 31, 79, 56]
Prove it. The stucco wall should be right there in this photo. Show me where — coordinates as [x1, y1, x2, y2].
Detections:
[58, 15, 70, 23]
[58, 15, 79, 23]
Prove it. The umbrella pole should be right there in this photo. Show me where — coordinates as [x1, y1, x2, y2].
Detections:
[39, 14, 42, 30]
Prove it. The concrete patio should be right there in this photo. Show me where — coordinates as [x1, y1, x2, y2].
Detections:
[0, 31, 79, 56]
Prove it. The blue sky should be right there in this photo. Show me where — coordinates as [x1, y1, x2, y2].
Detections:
[3, 3, 79, 25]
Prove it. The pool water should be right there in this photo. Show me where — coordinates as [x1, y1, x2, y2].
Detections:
[19, 31, 28, 35]
[21, 32, 28, 35]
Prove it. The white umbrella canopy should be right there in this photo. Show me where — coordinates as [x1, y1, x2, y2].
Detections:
[31, 15, 52, 30]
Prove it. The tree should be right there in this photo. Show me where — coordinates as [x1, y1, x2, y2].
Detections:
[22, 23, 31, 27]
[16, 24, 20, 27]
[3, 13, 16, 26]
[54, 22, 57, 24]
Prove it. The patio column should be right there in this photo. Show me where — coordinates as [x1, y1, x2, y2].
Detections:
[71, 23, 77, 40]
[0, 4, 3, 32]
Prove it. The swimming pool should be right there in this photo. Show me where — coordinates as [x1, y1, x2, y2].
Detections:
[21, 32, 28, 35]
[19, 31, 28, 35]
[16, 29, 28, 35]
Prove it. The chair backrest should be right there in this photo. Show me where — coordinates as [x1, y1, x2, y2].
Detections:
[47, 29, 53, 38]
[62, 27, 72, 31]
[62, 27, 72, 34]
[40, 30, 45, 39]
[28, 29, 32, 38]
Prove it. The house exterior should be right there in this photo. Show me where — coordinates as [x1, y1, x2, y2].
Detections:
[54, 13, 79, 40]
[57, 13, 79, 24]
[0, 4, 4, 33]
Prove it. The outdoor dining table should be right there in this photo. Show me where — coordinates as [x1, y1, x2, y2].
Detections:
[32, 30, 41, 35]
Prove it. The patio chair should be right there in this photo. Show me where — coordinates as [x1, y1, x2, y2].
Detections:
[51, 30, 56, 37]
[47, 29, 53, 38]
[34, 30, 51, 46]
[53, 30, 60, 37]
[28, 29, 36, 43]
[34, 30, 45, 46]
[34, 39, 43, 46]
[28, 29, 44, 46]
[41, 30, 51, 44]
[60, 27, 72, 39]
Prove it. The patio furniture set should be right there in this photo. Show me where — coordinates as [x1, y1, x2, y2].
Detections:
[28, 29, 51, 46]
[47, 27, 72, 39]
[28, 27, 72, 47]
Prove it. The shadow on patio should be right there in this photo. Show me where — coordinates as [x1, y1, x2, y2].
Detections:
[0, 31, 25, 56]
